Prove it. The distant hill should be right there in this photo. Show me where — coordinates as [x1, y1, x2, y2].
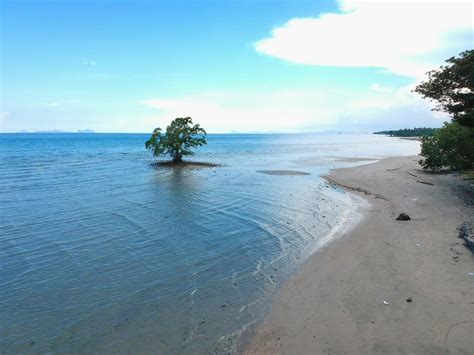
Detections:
[373, 127, 438, 137]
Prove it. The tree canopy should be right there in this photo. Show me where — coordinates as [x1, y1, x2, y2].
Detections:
[145, 117, 207, 163]
[414, 50, 474, 171]
[419, 122, 474, 171]
[414, 49, 474, 127]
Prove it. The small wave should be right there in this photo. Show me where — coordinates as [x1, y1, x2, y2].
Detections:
[304, 191, 368, 260]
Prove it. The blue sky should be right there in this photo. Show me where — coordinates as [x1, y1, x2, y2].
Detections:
[1, 0, 472, 133]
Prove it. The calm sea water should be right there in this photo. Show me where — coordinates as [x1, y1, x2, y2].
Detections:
[0, 133, 419, 354]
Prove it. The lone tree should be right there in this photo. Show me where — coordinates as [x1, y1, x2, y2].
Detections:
[145, 117, 207, 163]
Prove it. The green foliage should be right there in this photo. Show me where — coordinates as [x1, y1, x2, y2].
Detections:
[414, 49, 474, 171]
[419, 122, 474, 172]
[373, 127, 438, 137]
[414, 50, 474, 128]
[145, 117, 207, 163]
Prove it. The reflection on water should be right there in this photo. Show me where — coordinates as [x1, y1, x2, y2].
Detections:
[0, 133, 419, 353]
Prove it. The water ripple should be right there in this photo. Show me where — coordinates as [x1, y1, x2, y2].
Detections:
[0, 133, 420, 353]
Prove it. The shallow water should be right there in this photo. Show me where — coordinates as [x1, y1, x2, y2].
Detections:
[0, 133, 419, 353]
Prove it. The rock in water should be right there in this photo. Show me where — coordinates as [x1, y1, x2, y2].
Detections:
[396, 213, 411, 221]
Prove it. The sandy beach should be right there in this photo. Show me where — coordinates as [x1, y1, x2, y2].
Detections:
[245, 155, 474, 354]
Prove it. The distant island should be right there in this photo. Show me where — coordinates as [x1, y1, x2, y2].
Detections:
[373, 127, 438, 137]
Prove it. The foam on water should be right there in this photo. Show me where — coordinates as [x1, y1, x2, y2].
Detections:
[0, 133, 419, 353]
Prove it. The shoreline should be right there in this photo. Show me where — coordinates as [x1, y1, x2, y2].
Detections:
[244, 155, 474, 354]
[301, 190, 369, 263]
[236, 182, 371, 354]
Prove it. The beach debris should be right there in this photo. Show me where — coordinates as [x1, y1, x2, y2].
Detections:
[396, 213, 411, 221]
[406, 297, 413, 303]
[468, 272, 474, 277]
[412, 198, 418, 201]
[415, 242, 421, 247]
[416, 180, 434, 186]
[457, 222, 474, 253]
[383, 301, 389, 305]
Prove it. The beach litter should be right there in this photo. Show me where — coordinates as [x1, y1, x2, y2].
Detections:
[406, 297, 413, 303]
[383, 301, 389, 305]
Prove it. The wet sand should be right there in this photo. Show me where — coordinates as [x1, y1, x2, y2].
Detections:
[245, 156, 474, 354]
[257, 170, 311, 176]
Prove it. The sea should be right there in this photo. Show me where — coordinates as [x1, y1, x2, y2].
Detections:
[0, 133, 420, 354]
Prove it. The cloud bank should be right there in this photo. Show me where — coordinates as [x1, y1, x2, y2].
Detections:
[141, 86, 444, 133]
[255, 0, 473, 78]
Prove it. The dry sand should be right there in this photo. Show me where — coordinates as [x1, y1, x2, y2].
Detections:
[244, 156, 474, 354]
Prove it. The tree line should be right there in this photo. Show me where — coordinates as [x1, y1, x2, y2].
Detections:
[373, 128, 438, 137]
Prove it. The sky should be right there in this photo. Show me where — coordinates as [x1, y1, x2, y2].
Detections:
[1, 0, 473, 133]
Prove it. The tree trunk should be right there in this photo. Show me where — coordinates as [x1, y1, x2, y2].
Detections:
[173, 153, 183, 163]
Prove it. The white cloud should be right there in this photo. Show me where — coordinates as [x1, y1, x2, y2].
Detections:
[255, 0, 473, 78]
[142, 90, 342, 132]
[369, 83, 395, 93]
[353, 84, 419, 110]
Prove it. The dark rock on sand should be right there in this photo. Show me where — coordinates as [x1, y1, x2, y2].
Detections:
[396, 213, 411, 221]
